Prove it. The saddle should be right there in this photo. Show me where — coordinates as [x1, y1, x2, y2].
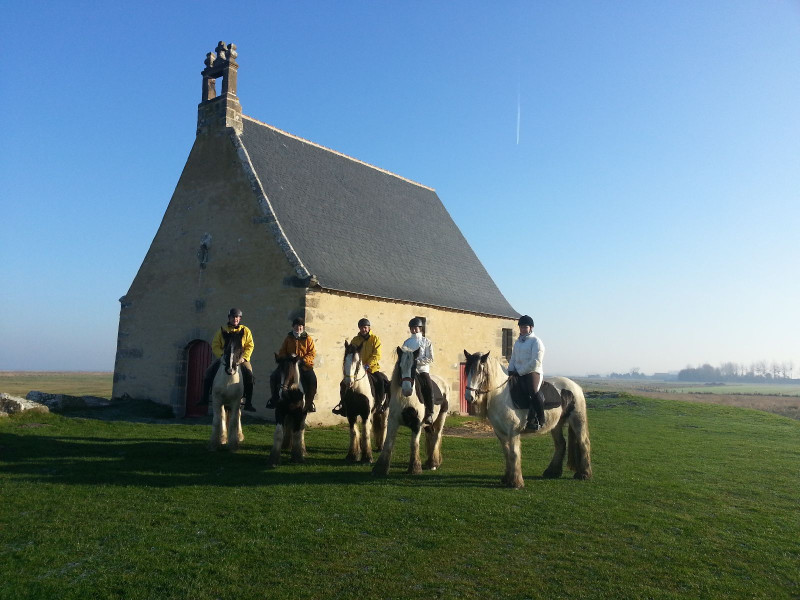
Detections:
[508, 378, 564, 411]
[413, 376, 446, 406]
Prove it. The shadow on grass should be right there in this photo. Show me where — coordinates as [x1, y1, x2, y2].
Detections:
[0, 430, 524, 489]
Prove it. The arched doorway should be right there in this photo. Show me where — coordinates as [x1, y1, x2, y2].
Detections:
[185, 340, 212, 417]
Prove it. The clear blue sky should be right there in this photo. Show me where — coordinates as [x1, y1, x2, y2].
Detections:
[2, 1, 799, 376]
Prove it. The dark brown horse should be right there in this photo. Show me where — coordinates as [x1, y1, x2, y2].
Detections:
[267, 354, 308, 467]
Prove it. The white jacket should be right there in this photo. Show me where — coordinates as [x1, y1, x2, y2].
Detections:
[403, 333, 433, 373]
[508, 333, 544, 376]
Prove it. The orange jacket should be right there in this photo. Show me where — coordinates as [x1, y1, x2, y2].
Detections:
[277, 332, 316, 370]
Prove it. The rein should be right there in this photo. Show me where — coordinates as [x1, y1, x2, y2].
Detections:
[465, 368, 509, 395]
[343, 354, 368, 384]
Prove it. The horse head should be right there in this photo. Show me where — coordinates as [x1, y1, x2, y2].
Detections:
[397, 346, 420, 397]
[463, 350, 491, 405]
[221, 329, 245, 375]
[275, 352, 303, 398]
[342, 341, 364, 391]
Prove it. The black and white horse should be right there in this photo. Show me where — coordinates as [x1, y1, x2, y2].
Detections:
[463, 350, 592, 488]
[267, 354, 308, 467]
[372, 346, 450, 476]
[209, 329, 245, 452]
[340, 342, 388, 463]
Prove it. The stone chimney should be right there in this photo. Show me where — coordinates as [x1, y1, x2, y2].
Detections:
[197, 41, 243, 135]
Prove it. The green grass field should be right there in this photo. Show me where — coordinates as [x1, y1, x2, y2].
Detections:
[0, 372, 113, 399]
[2, 392, 798, 600]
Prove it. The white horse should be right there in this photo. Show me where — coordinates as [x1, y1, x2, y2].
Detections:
[341, 342, 389, 463]
[463, 350, 592, 489]
[372, 346, 450, 476]
[209, 329, 245, 452]
[267, 354, 308, 467]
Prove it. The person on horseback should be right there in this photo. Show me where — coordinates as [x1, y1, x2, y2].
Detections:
[403, 317, 435, 425]
[197, 308, 256, 412]
[267, 317, 318, 413]
[507, 315, 546, 432]
[333, 318, 390, 416]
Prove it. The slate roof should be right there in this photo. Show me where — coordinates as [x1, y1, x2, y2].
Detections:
[239, 116, 517, 318]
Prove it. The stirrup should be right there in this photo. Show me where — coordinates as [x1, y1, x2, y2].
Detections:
[524, 418, 542, 432]
[265, 398, 277, 409]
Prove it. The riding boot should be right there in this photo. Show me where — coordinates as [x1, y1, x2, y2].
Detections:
[524, 392, 545, 432]
[333, 383, 346, 415]
[242, 370, 256, 412]
[305, 397, 317, 413]
[422, 396, 434, 426]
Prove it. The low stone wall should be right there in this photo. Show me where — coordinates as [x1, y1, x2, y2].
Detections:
[25, 391, 111, 411]
[0, 393, 50, 416]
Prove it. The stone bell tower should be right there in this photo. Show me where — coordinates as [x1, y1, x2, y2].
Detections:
[197, 41, 243, 135]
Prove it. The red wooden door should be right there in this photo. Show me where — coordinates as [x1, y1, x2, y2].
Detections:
[458, 362, 475, 416]
[185, 340, 212, 417]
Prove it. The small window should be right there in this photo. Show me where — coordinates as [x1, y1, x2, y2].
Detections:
[502, 328, 513, 359]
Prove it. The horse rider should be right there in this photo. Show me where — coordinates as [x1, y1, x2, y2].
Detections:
[266, 317, 318, 413]
[197, 308, 256, 412]
[403, 318, 435, 425]
[507, 315, 545, 432]
[333, 318, 390, 416]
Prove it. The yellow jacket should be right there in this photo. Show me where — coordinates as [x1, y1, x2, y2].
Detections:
[212, 324, 254, 362]
[349, 332, 382, 373]
[277, 332, 316, 370]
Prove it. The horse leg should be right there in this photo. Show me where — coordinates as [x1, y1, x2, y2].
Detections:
[568, 412, 592, 480]
[372, 414, 400, 477]
[407, 423, 422, 475]
[267, 423, 284, 468]
[425, 405, 448, 470]
[219, 403, 228, 446]
[508, 434, 524, 489]
[209, 397, 223, 451]
[227, 400, 242, 453]
[346, 416, 360, 463]
[361, 411, 373, 464]
[372, 410, 387, 452]
[543, 422, 566, 478]
[291, 415, 306, 463]
[495, 433, 512, 485]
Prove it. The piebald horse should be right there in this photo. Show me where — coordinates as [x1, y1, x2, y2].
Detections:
[267, 354, 308, 467]
[372, 346, 450, 477]
[209, 329, 245, 452]
[463, 350, 592, 488]
[340, 342, 389, 463]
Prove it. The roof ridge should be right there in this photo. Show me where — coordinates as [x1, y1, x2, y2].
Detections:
[242, 115, 435, 192]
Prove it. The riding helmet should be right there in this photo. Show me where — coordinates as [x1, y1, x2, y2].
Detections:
[228, 308, 243, 317]
[292, 317, 305, 327]
[518, 315, 534, 328]
[357, 318, 371, 328]
[408, 317, 424, 329]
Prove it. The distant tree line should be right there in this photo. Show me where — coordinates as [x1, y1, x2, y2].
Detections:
[678, 360, 796, 382]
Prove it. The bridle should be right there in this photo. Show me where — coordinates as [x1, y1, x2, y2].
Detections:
[465, 363, 509, 396]
[343, 353, 368, 386]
